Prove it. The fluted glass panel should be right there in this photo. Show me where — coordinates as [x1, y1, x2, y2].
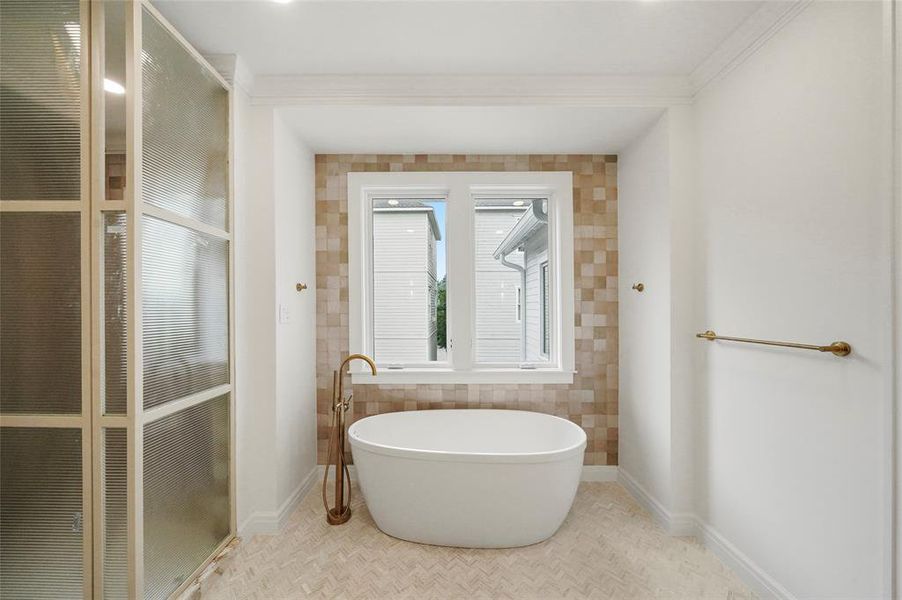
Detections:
[0, 213, 82, 414]
[141, 8, 228, 229]
[103, 428, 128, 599]
[142, 216, 229, 409]
[103, 213, 128, 414]
[0, 427, 83, 598]
[143, 396, 230, 600]
[0, 0, 82, 201]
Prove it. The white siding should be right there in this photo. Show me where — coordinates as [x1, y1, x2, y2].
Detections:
[474, 209, 524, 362]
[523, 229, 548, 362]
[373, 212, 430, 272]
[373, 338, 434, 364]
[372, 211, 437, 362]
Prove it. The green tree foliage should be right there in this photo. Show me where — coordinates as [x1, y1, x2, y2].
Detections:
[436, 276, 447, 349]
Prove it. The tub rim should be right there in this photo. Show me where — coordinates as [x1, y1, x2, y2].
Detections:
[348, 409, 587, 464]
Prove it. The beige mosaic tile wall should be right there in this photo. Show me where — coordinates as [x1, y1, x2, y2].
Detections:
[315, 154, 618, 466]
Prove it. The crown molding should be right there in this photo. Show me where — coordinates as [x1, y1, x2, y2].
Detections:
[211, 2, 810, 108]
[250, 74, 692, 107]
[204, 53, 255, 94]
[690, 0, 813, 96]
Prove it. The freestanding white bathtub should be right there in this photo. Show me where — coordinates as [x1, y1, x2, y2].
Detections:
[348, 409, 586, 548]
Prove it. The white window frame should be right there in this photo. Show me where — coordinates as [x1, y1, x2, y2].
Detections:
[348, 171, 574, 384]
[540, 260, 550, 359]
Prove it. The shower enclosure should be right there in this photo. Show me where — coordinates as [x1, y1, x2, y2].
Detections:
[0, 1, 235, 598]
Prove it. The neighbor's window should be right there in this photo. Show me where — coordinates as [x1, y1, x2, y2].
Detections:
[348, 172, 574, 384]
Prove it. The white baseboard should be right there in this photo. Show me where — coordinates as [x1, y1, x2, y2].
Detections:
[617, 468, 695, 536]
[581, 465, 618, 481]
[617, 468, 793, 600]
[696, 520, 796, 600]
[238, 466, 318, 536]
[243, 462, 792, 599]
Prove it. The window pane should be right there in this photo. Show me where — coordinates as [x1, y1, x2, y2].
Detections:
[103, 212, 128, 414]
[141, 8, 229, 229]
[474, 199, 550, 364]
[142, 216, 229, 410]
[371, 199, 446, 363]
[143, 395, 230, 600]
[0, 212, 82, 414]
[104, 0, 127, 202]
[102, 428, 127, 599]
[0, 0, 82, 201]
[0, 427, 83, 599]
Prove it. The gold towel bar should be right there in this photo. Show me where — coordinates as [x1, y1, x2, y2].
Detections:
[696, 330, 852, 357]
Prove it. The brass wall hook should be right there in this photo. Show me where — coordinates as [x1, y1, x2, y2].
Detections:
[632, 283, 645, 292]
[296, 283, 307, 292]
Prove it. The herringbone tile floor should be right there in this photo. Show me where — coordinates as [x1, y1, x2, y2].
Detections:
[201, 482, 751, 600]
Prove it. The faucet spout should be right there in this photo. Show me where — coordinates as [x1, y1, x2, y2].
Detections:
[339, 353, 377, 377]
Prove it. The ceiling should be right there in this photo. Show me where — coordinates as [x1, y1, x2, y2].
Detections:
[154, 0, 763, 77]
[279, 105, 663, 153]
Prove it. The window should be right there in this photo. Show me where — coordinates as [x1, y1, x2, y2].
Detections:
[540, 261, 550, 358]
[349, 172, 574, 384]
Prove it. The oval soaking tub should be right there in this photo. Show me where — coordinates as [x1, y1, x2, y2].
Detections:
[348, 409, 586, 548]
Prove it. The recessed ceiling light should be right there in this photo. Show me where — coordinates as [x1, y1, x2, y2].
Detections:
[387, 200, 399, 206]
[495, 230, 504, 234]
[104, 78, 125, 95]
[272, 0, 292, 4]
[512, 200, 525, 207]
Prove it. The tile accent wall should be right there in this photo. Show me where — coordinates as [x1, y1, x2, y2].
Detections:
[315, 155, 618, 466]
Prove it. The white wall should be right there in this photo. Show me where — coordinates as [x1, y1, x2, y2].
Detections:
[234, 83, 278, 530]
[618, 112, 674, 512]
[233, 96, 318, 534]
[273, 113, 318, 507]
[692, 2, 892, 597]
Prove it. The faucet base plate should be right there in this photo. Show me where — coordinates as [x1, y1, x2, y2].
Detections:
[326, 507, 352, 525]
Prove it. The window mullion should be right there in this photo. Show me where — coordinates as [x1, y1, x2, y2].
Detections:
[446, 181, 473, 371]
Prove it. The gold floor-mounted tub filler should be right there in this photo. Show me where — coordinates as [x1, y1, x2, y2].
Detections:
[323, 353, 377, 525]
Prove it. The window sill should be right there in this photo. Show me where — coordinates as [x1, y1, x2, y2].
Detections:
[350, 369, 576, 385]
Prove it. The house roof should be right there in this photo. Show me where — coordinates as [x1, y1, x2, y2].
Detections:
[492, 200, 548, 259]
[373, 200, 441, 240]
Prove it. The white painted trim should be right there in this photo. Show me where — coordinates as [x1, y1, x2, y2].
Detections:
[251, 75, 692, 107]
[238, 467, 318, 536]
[580, 465, 618, 482]
[690, 0, 812, 96]
[348, 171, 574, 384]
[213, 4, 812, 108]
[617, 469, 695, 537]
[204, 54, 255, 95]
[892, 0, 901, 594]
[351, 369, 575, 385]
[696, 520, 797, 600]
[618, 468, 795, 600]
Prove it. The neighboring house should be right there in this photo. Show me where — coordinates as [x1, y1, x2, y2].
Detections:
[472, 199, 549, 364]
[474, 205, 525, 362]
[374, 198, 547, 365]
[372, 200, 441, 363]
